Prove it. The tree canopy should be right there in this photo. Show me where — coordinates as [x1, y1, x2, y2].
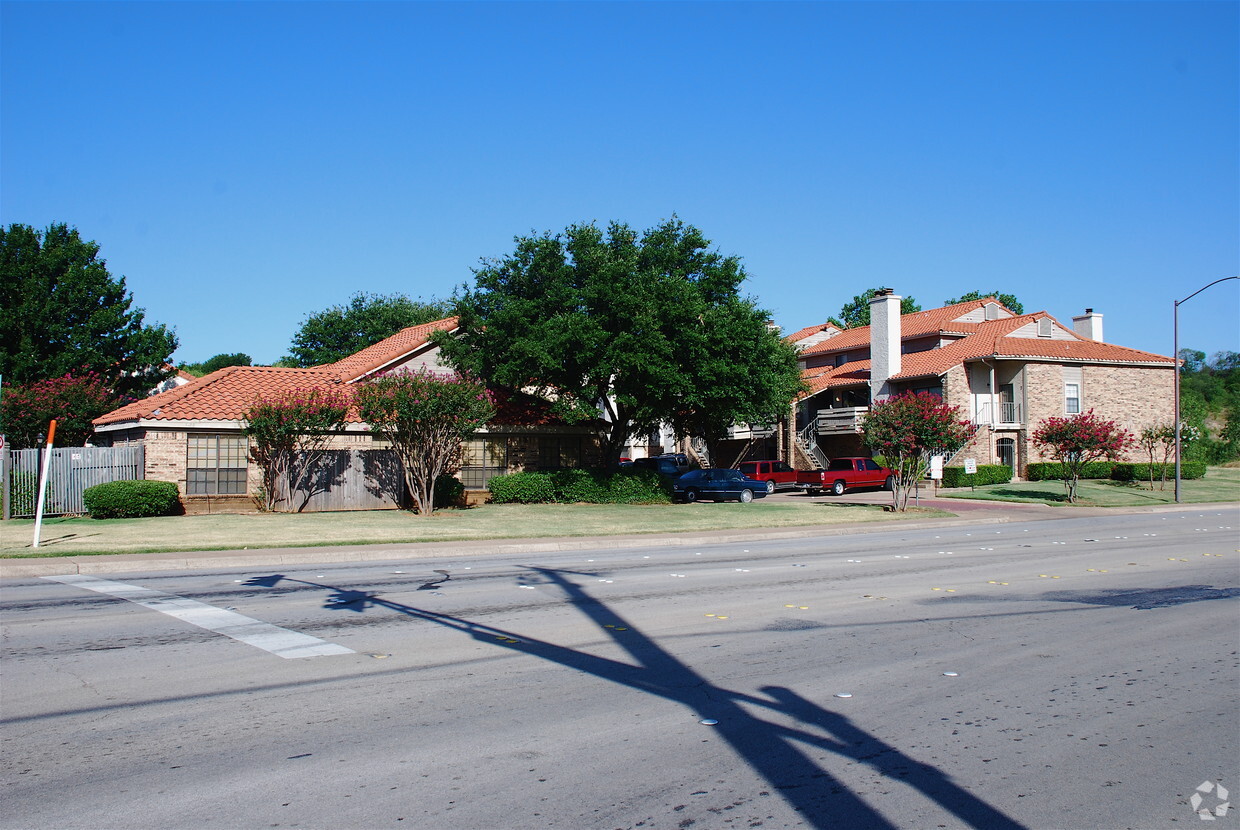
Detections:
[285, 292, 452, 367]
[861, 391, 973, 511]
[180, 352, 252, 377]
[437, 218, 805, 461]
[0, 223, 177, 399]
[943, 290, 1025, 315]
[835, 288, 921, 329]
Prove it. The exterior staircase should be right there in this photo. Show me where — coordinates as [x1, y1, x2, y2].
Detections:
[795, 422, 828, 470]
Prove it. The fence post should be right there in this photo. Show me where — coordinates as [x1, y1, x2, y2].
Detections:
[2, 447, 9, 521]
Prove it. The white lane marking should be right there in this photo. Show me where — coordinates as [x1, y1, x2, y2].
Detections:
[43, 575, 354, 659]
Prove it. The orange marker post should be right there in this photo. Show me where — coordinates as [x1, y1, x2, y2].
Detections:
[32, 419, 57, 549]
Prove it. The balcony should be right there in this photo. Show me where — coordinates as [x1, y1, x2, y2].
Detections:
[727, 423, 777, 440]
[974, 401, 1024, 426]
[809, 406, 868, 435]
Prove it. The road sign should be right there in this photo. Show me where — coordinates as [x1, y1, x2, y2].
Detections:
[964, 458, 977, 474]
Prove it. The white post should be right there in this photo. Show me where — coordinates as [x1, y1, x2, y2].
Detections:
[32, 420, 57, 549]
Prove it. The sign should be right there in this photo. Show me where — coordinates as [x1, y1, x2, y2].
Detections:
[929, 455, 943, 480]
[963, 458, 977, 474]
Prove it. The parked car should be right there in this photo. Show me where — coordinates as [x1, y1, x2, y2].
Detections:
[631, 456, 688, 477]
[735, 460, 798, 493]
[797, 457, 894, 496]
[673, 469, 769, 503]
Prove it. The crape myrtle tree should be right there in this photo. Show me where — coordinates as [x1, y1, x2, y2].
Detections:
[1032, 410, 1134, 503]
[242, 388, 352, 512]
[354, 369, 495, 516]
[436, 218, 804, 463]
[285, 292, 452, 367]
[0, 223, 177, 399]
[861, 391, 974, 512]
[0, 373, 117, 449]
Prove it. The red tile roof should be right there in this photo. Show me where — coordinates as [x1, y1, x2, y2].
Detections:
[783, 322, 842, 345]
[797, 298, 1001, 358]
[328, 317, 458, 381]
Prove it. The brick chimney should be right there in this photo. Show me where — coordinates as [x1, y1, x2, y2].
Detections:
[869, 289, 902, 403]
[1072, 308, 1104, 342]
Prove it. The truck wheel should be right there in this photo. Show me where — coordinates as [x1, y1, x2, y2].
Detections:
[739, 488, 754, 503]
[830, 480, 846, 496]
[884, 476, 894, 491]
[765, 480, 776, 494]
[683, 489, 698, 503]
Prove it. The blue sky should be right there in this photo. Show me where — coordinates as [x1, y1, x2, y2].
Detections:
[3, 1, 1237, 366]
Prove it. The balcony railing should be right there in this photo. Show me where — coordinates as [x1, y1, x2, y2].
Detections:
[726, 423, 777, 440]
[810, 406, 869, 434]
[974, 402, 1024, 426]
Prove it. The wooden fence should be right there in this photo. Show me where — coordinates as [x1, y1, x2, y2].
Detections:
[3, 446, 144, 519]
[275, 449, 407, 512]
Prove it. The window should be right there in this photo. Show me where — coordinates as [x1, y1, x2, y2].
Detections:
[863, 459, 882, 471]
[186, 434, 248, 495]
[997, 438, 1016, 469]
[1065, 383, 1081, 414]
[1037, 318, 1053, 338]
[537, 435, 581, 470]
[461, 437, 509, 489]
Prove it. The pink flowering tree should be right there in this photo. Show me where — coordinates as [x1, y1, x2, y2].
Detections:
[355, 369, 495, 515]
[0, 372, 118, 448]
[1033, 410, 1134, 503]
[243, 387, 351, 512]
[862, 391, 974, 512]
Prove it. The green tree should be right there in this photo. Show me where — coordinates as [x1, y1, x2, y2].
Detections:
[180, 353, 252, 377]
[835, 288, 921, 329]
[861, 391, 973, 512]
[285, 292, 452, 367]
[1032, 410, 1134, 503]
[943, 290, 1025, 315]
[437, 218, 805, 462]
[242, 387, 351, 512]
[0, 223, 177, 398]
[0, 372, 117, 449]
[354, 369, 495, 515]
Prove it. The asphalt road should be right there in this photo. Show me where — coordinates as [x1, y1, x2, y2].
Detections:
[2, 509, 1237, 830]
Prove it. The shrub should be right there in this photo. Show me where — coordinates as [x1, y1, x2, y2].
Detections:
[1025, 461, 1116, 481]
[486, 468, 671, 504]
[433, 474, 465, 509]
[488, 472, 556, 504]
[8, 470, 38, 515]
[1110, 462, 1206, 481]
[83, 480, 181, 519]
[941, 465, 1012, 488]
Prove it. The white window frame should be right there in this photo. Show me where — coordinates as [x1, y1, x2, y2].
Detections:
[1065, 382, 1081, 414]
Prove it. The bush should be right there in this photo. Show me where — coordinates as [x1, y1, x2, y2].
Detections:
[1025, 461, 1115, 481]
[488, 472, 556, 504]
[433, 474, 466, 509]
[8, 470, 38, 516]
[487, 468, 671, 504]
[1110, 462, 1206, 481]
[83, 480, 181, 519]
[941, 465, 1012, 488]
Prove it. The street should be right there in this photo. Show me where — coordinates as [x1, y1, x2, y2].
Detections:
[2, 509, 1237, 830]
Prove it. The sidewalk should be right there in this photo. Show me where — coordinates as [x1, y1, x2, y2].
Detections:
[5, 496, 1224, 579]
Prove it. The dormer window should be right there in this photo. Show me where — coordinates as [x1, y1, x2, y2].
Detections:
[984, 302, 999, 321]
[1037, 318, 1053, 338]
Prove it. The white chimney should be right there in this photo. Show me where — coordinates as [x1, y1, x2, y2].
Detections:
[869, 289, 902, 403]
[1072, 308, 1103, 342]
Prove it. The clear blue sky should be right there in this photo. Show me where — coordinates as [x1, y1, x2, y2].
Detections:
[3, 1, 1237, 366]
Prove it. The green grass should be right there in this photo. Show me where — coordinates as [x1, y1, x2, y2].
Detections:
[938, 466, 1240, 507]
[0, 500, 950, 558]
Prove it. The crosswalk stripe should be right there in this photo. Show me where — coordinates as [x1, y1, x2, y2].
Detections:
[43, 574, 355, 659]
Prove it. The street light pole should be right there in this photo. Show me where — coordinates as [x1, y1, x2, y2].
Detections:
[1173, 276, 1240, 503]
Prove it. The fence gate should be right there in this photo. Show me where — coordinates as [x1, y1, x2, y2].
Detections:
[2, 446, 145, 519]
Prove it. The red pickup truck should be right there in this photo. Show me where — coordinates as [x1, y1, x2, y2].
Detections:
[735, 460, 798, 493]
[797, 457, 894, 496]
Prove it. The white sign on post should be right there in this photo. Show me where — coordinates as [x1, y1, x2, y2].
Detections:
[929, 455, 943, 480]
[963, 458, 977, 475]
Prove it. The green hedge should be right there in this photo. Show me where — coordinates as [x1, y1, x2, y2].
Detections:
[941, 465, 1013, 488]
[1110, 462, 1206, 481]
[83, 480, 182, 519]
[1025, 461, 1116, 481]
[487, 469, 670, 504]
[433, 474, 465, 509]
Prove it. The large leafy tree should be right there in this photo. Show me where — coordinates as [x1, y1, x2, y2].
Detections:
[944, 290, 1025, 314]
[285, 292, 452, 367]
[437, 218, 804, 463]
[835, 287, 921, 329]
[355, 369, 495, 515]
[0, 223, 177, 399]
[862, 391, 974, 511]
[180, 353, 252, 377]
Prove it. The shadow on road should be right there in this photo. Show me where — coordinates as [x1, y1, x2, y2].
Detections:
[250, 568, 1026, 830]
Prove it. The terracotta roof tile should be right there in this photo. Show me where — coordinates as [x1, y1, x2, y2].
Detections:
[328, 317, 459, 381]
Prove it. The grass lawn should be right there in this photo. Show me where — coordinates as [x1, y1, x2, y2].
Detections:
[0, 500, 951, 558]
[937, 466, 1240, 507]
